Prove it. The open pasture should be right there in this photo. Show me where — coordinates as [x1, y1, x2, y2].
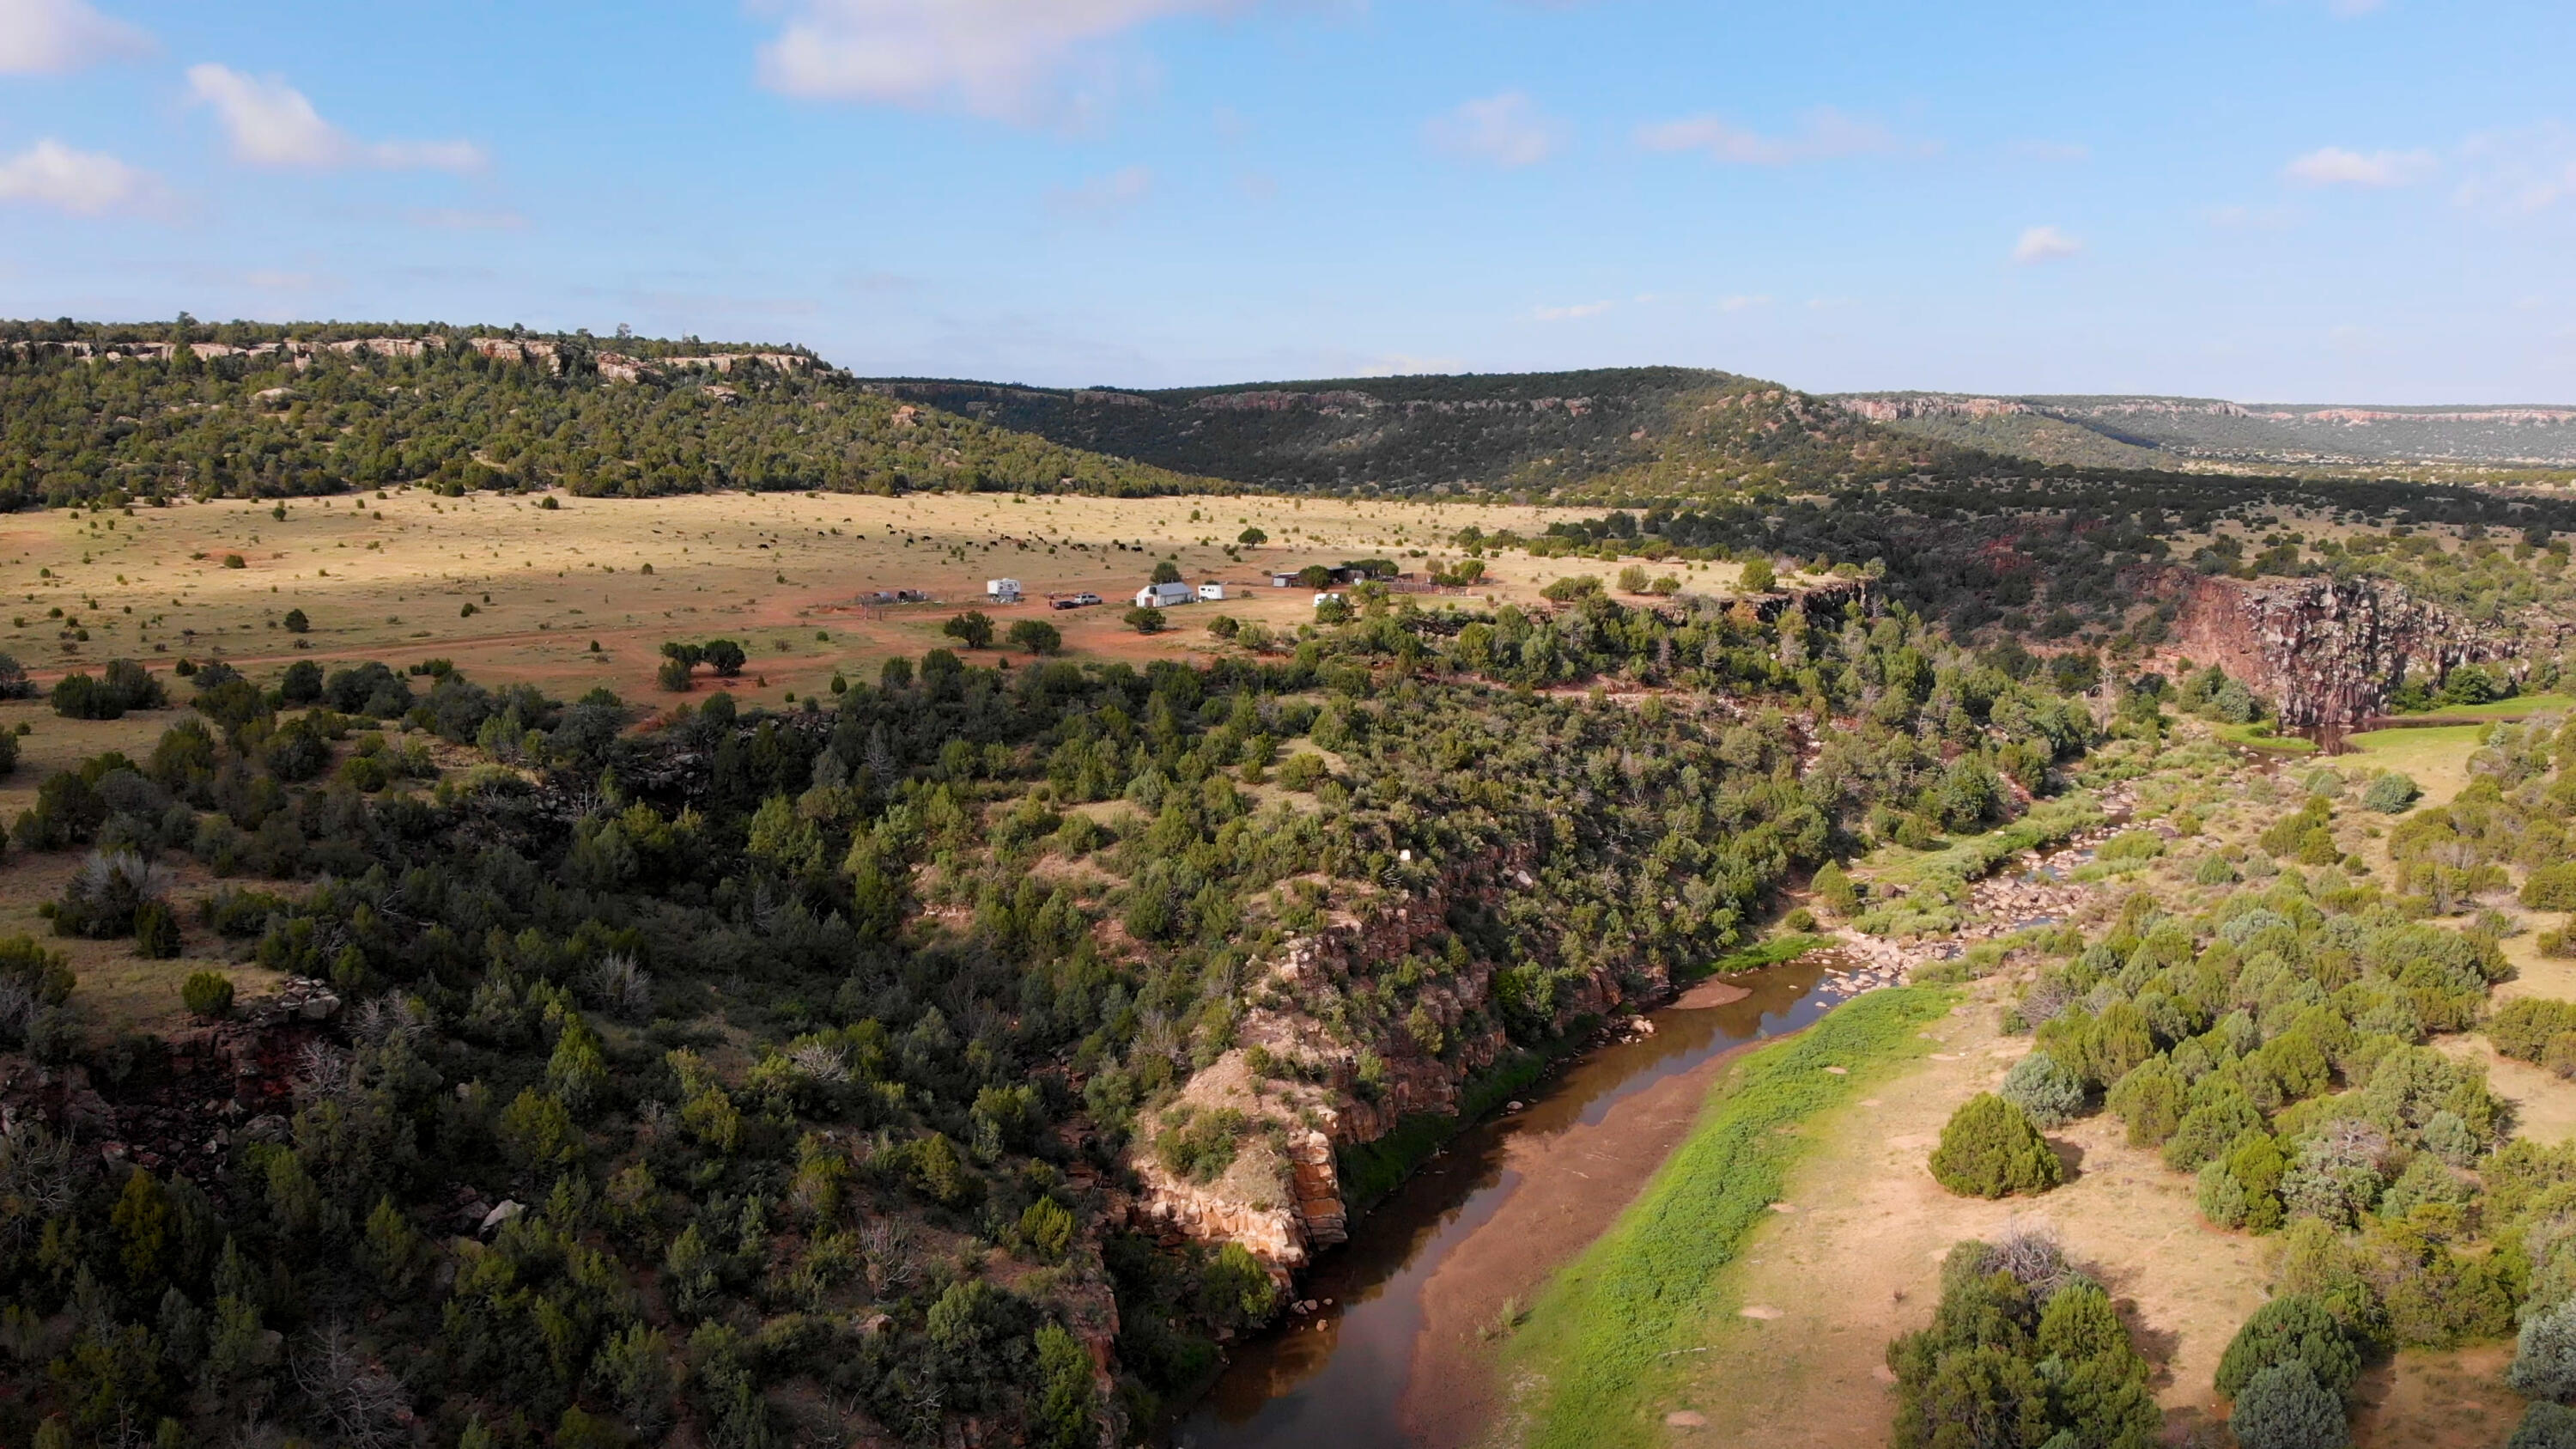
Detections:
[0, 488, 1711, 706]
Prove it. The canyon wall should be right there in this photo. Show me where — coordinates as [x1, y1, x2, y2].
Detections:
[1127, 849, 1651, 1275]
[2151, 569, 2551, 725]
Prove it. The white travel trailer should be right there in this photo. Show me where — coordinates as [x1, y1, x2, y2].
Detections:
[1197, 581, 1226, 602]
[986, 578, 1021, 603]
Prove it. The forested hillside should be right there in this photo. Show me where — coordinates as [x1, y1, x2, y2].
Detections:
[1841, 392, 2576, 473]
[863, 368, 1973, 497]
[0, 581, 2107, 1448]
[0, 320, 1206, 506]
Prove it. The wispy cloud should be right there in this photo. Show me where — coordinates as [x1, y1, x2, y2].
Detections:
[1715, 293, 1771, 312]
[1531, 299, 1613, 321]
[407, 207, 527, 232]
[2451, 123, 2576, 216]
[2011, 224, 2083, 264]
[757, 0, 1245, 128]
[2283, 144, 2435, 187]
[1046, 164, 1154, 215]
[0, 0, 150, 76]
[0, 137, 164, 216]
[1357, 353, 1464, 377]
[186, 64, 485, 172]
[1636, 107, 1929, 164]
[1426, 92, 1562, 168]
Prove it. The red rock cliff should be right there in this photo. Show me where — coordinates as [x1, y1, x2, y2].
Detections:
[2150, 569, 2545, 725]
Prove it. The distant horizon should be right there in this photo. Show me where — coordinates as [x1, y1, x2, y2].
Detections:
[24, 320, 2576, 411]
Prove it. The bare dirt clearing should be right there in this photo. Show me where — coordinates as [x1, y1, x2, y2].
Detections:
[1649, 984, 2275, 1447]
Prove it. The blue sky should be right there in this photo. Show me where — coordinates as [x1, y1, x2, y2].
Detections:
[2, 0, 2572, 400]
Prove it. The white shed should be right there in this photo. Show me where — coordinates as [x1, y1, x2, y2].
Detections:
[1135, 581, 1193, 608]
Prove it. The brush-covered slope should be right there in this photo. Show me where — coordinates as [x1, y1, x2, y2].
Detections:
[866, 367, 1971, 497]
[0, 320, 1211, 505]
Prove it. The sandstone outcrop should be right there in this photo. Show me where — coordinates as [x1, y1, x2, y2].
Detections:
[1127, 850, 1644, 1275]
[2149, 569, 2558, 726]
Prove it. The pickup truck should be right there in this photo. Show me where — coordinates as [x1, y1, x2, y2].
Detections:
[1050, 592, 1103, 610]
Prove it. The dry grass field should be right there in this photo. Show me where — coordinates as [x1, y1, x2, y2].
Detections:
[0, 488, 1746, 707]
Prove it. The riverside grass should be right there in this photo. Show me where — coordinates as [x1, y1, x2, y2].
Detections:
[1503, 985, 1959, 1449]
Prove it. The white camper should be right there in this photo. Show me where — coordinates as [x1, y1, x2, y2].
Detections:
[985, 578, 1022, 603]
[1196, 582, 1227, 602]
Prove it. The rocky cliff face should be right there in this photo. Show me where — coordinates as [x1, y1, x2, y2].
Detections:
[2150, 569, 2543, 725]
[1127, 851, 1649, 1275]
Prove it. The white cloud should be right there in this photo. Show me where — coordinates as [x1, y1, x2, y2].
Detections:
[185, 64, 484, 172]
[1531, 300, 1613, 321]
[2451, 124, 2576, 216]
[0, 0, 150, 75]
[2283, 145, 2435, 187]
[1047, 164, 1153, 214]
[0, 137, 160, 215]
[1716, 293, 1770, 312]
[1636, 107, 1929, 164]
[2011, 224, 2083, 264]
[1426, 92, 1561, 168]
[756, 0, 1242, 126]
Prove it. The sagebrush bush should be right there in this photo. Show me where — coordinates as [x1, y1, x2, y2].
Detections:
[2360, 771, 2421, 813]
[2512, 1300, 2576, 1404]
[2512, 1402, 2576, 1449]
[1929, 1094, 2063, 1198]
[1999, 1050, 2087, 1128]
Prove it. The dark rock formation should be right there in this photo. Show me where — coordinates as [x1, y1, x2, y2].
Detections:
[2149, 569, 2549, 725]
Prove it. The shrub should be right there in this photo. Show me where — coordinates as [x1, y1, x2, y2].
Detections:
[1005, 619, 1062, 654]
[1999, 1051, 2087, 1128]
[1150, 560, 1183, 585]
[2512, 1301, 2576, 1404]
[1154, 1108, 1247, 1183]
[181, 970, 234, 1019]
[2361, 772, 2421, 813]
[132, 899, 181, 959]
[2512, 1403, 2576, 1449]
[2216, 1295, 2361, 1401]
[1540, 575, 1602, 603]
[2528, 863, 2576, 912]
[2491, 999, 2576, 1063]
[221, 553, 245, 569]
[279, 659, 324, 704]
[49, 673, 118, 720]
[2107, 1058, 2185, 1147]
[2231, 1361, 2348, 1449]
[1738, 557, 1777, 593]
[657, 658, 694, 692]
[1236, 527, 1266, 546]
[282, 608, 309, 634]
[1124, 606, 1165, 635]
[944, 612, 996, 648]
[1813, 861, 1859, 913]
[0, 653, 31, 699]
[1929, 1093, 2063, 1198]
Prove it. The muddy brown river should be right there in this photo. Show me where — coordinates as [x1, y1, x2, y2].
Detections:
[1176, 953, 1843, 1449]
